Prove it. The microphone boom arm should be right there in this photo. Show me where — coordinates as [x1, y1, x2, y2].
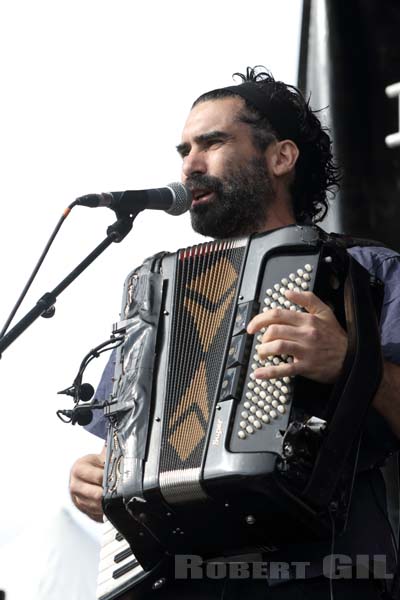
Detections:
[0, 214, 135, 357]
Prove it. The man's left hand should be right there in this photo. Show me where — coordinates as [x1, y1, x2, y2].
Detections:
[247, 290, 348, 384]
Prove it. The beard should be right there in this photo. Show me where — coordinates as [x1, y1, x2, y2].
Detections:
[188, 157, 275, 239]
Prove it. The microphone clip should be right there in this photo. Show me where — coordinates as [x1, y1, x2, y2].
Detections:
[56, 334, 123, 427]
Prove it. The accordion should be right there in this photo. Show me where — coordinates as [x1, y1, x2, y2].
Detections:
[99, 225, 382, 599]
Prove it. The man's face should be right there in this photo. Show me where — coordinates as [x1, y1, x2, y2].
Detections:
[177, 97, 276, 238]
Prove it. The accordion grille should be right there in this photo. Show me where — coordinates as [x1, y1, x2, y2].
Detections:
[160, 240, 246, 479]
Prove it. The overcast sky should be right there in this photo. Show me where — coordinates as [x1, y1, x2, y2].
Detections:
[0, 0, 303, 578]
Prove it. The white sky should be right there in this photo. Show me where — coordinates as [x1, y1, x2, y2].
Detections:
[0, 0, 302, 571]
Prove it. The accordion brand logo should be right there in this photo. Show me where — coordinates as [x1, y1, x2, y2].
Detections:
[212, 418, 224, 446]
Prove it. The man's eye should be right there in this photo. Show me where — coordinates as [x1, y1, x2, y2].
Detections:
[178, 148, 190, 158]
[207, 139, 223, 148]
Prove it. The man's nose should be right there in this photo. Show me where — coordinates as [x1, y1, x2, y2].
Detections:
[181, 149, 207, 179]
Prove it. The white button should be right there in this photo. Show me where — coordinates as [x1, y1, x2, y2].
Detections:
[238, 431, 246, 439]
[270, 410, 277, 419]
[305, 264, 312, 272]
[277, 405, 286, 414]
[246, 425, 254, 434]
[254, 420, 262, 429]
[262, 414, 270, 423]
[244, 401, 251, 409]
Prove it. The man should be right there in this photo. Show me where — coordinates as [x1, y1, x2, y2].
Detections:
[70, 68, 400, 598]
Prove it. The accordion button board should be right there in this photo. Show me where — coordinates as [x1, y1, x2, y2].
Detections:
[230, 260, 314, 448]
[205, 253, 317, 457]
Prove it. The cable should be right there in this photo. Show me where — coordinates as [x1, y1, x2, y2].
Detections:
[369, 474, 399, 557]
[328, 506, 336, 600]
[0, 200, 80, 338]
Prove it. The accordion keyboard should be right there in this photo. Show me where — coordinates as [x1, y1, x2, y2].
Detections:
[97, 520, 143, 600]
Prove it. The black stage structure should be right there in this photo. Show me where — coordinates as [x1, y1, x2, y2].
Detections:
[298, 0, 400, 250]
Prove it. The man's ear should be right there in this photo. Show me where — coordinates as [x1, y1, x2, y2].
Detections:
[267, 140, 299, 177]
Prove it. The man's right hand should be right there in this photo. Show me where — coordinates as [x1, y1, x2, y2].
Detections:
[69, 445, 106, 522]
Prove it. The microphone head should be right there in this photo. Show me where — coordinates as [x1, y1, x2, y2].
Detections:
[78, 383, 95, 402]
[165, 182, 192, 216]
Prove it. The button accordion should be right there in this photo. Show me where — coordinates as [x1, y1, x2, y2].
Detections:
[98, 225, 382, 599]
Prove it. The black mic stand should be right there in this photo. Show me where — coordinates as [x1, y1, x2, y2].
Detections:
[0, 214, 134, 357]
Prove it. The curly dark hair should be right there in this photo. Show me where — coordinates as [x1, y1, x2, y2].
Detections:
[193, 67, 340, 223]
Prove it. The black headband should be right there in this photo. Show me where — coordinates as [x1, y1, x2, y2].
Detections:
[209, 82, 299, 144]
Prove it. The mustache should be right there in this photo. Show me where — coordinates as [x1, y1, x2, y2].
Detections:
[186, 174, 223, 194]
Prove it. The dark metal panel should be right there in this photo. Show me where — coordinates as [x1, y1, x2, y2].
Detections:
[299, 0, 400, 250]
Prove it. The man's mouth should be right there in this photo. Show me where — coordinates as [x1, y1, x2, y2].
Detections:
[191, 189, 215, 206]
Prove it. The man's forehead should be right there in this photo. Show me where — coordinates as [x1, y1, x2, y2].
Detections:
[181, 96, 244, 141]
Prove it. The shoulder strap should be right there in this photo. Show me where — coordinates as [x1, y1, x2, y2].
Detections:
[318, 225, 400, 595]
[315, 226, 385, 249]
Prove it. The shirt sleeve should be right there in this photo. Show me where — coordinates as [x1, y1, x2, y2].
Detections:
[376, 256, 400, 365]
[84, 350, 116, 439]
[348, 246, 400, 462]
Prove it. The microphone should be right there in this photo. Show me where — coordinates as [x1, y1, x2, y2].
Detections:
[57, 383, 95, 402]
[76, 182, 192, 216]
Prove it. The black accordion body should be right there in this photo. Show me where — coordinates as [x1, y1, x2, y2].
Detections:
[99, 225, 382, 599]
